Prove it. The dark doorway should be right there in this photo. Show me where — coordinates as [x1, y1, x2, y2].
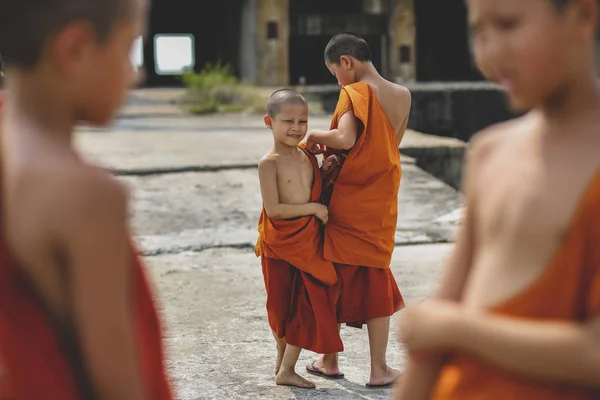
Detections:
[144, 0, 243, 87]
[414, 0, 483, 81]
[289, 0, 388, 85]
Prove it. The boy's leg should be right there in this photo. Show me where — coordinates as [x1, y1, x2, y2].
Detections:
[271, 331, 287, 375]
[306, 324, 342, 376]
[276, 344, 316, 388]
[366, 316, 401, 387]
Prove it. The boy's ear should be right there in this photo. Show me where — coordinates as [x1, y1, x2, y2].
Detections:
[264, 114, 273, 128]
[569, 0, 598, 41]
[340, 55, 352, 69]
[51, 21, 96, 76]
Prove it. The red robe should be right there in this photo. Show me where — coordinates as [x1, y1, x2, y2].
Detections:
[256, 146, 343, 354]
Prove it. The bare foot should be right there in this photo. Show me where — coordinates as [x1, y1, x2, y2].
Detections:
[367, 366, 401, 387]
[306, 356, 343, 378]
[276, 369, 316, 389]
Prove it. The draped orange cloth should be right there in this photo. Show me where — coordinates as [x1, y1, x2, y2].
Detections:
[0, 240, 173, 398]
[322, 83, 404, 328]
[433, 170, 600, 400]
[256, 147, 343, 354]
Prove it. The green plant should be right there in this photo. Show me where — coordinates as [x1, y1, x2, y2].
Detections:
[181, 62, 268, 115]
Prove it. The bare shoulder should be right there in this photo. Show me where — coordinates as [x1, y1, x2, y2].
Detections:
[468, 114, 532, 164]
[393, 83, 411, 101]
[47, 162, 128, 226]
[258, 152, 279, 172]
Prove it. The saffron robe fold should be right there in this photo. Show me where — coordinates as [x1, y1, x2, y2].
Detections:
[322, 83, 405, 328]
[323, 82, 401, 270]
[0, 241, 173, 399]
[256, 146, 343, 354]
[433, 170, 600, 400]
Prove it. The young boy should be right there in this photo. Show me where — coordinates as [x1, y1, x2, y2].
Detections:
[255, 89, 344, 389]
[0, 0, 172, 399]
[304, 32, 412, 388]
[396, 0, 600, 399]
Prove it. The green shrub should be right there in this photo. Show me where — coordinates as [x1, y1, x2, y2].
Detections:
[181, 62, 268, 115]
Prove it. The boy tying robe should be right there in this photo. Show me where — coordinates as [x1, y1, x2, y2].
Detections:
[304, 32, 412, 388]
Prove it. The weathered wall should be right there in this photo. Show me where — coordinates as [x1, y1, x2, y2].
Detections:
[239, 0, 258, 83]
[255, 0, 289, 85]
[389, 0, 416, 82]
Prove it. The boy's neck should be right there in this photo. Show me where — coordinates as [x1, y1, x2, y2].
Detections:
[539, 65, 600, 126]
[3, 69, 76, 146]
[273, 140, 299, 156]
[355, 62, 384, 84]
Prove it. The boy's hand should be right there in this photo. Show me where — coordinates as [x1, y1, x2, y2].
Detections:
[321, 155, 340, 175]
[398, 299, 463, 352]
[306, 133, 324, 154]
[311, 203, 329, 224]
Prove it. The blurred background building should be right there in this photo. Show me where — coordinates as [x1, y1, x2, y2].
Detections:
[140, 0, 482, 87]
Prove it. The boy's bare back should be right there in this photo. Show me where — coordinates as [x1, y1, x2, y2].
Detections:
[362, 79, 411, 143]
[3, 127, 129, 324]
[460, 110, 600, 309]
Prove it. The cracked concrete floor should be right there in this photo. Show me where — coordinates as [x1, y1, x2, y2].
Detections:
[76, 114, 461, 399]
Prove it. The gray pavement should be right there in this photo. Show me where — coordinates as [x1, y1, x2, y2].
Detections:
[76, 111, 461, 399]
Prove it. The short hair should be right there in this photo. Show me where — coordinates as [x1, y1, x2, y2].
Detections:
[324, 32, 372, 65]
[267, 89, 308, 118]
[0, 0, 134, 68]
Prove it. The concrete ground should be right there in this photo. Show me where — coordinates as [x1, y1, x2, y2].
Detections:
[76, 107, 462, 399]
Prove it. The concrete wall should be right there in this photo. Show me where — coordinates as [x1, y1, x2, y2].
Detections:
[389, 0, 416, 82]
[255, 0, 289, 85]
[240, 0, 258, 83]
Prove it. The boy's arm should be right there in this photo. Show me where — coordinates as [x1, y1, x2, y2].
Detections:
[395, 131, 484, 400]
[307, 111, 361, 152]
[58, 173, 147, 400]
[438, 310, 600, 388]
[258, 157, 323, 220]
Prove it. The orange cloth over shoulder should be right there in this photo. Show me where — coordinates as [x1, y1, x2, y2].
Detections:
[255, 145, 337, 286]
[256, 146, 342, 354]
[323, 82, 401, 269]
[433, 170, 600, 400]
[0, 241, 173, 399]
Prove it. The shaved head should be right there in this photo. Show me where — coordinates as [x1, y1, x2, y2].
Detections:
[267, 89, 308, 118]
[324, 32, 372, 65]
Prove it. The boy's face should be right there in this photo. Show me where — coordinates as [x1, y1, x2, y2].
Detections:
[326, 57, 356, 87]
[58, 0, 148, 126]
[467, 0, 593, 112]
[265, 104, 309, 147]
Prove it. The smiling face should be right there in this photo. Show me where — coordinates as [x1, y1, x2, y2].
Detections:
[265, 104, 309, 147]
[467, 0, 595, 112]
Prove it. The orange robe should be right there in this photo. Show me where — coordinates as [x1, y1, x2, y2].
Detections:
[255, 146, 343, 354]
[432, 170, 600, 400]
[0, 242, 173, 399]
[322, 82, 404, 328]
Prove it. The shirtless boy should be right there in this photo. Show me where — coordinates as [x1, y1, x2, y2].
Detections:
[256, 89, 343, 389]
[0, 0, 172, 398]
[304, 32, 411, 388]
[397, 0, 600, 399]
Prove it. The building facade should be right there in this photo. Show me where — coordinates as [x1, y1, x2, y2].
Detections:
[139, 0, 481, 86]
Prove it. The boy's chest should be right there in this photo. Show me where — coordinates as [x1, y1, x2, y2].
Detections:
[475, 141, 597, 248]
[276, 157, 314, 200]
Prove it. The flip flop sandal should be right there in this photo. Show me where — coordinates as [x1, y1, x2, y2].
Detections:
[306, 361, 345, 379]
